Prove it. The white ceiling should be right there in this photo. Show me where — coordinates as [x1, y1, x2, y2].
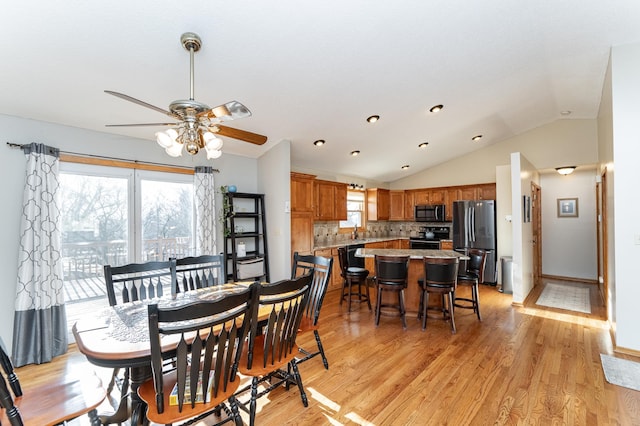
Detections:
[3, 1, 640, 182]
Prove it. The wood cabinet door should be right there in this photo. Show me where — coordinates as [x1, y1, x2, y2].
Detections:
[429, 189, 446, 204]
[413, 189, 430, 206]
[444, 188, 459, 221]
[389, 190, 405, 221]
[478, 183, 496, 200]
[459, 186, 477, 201]
[404, 190, 416, 220]
[367, 188, 390, 221]
[334, 183, 348, 220]
[315, 180, 335, 220]
[291, 212, 314, 256]
[290, 172, 315, 212]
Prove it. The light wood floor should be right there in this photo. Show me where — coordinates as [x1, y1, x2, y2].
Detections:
[12, 280, 640, 425]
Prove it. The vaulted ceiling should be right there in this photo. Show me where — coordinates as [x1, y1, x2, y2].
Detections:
[3, 2, 640, 182]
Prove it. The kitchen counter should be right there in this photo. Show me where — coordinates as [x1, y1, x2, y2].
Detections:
[355, 248, 468, 316]
[313, 236, 409, 251]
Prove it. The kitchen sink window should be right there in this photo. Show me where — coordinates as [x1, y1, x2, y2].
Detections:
[340, 191, 364, 229]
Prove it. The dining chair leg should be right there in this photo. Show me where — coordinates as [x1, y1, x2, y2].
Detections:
[314, 330, 329, 369]
[375, 286, 382, 326]
[447, 292, 457, 334]
[249, 376, 259, 426]
[291, 361, 309, 407]
[474, 283, 482, 321]
[365, 278, 372, 310]
[399, 289, 407, 329]
[421, 290, 429, 331]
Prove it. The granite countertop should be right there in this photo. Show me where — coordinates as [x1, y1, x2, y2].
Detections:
[355, 247, 469, 260]
[313, 236, 409, 251]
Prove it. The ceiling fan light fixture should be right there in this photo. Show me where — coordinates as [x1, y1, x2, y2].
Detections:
[156, 129, 177, 148]
[206, 148, 222, 159]
[205, 135, 224, 151]
[165, 141, 184, 157]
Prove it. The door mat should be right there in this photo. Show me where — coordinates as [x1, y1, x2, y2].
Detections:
[601, 354, 640, 392]
[535, 283, 591, 314]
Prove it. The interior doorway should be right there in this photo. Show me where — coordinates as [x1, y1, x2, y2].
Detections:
[531, 182, 542, 287]
[597, 170, 609, 318]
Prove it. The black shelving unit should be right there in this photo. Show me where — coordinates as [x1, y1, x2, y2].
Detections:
[223, 192, 269, 282]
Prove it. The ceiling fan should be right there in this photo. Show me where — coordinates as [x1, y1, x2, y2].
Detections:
[105, 32, 267, 159]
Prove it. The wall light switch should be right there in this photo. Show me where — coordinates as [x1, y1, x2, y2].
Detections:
[284, 201, 290, 213]
[635, 234, 640, 245]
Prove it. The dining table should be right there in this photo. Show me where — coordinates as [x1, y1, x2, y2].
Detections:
[72, 281, 258, 425]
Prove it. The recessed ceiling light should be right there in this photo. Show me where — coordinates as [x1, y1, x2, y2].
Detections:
[429, 104, 444, 113]
[350, 150, 361, 156]
[401, 165, 410, 170]
[313, 139, 325, 146]
[418, 142, 429, 149]
[366, 115, 380, 123]
[471, 135, 483, 141]
[560, 110, 572, 116]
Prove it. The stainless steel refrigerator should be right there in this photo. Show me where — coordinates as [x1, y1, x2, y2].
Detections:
[453, 200, 497, 284]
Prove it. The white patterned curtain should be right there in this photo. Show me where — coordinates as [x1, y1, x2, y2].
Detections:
[194, 166, 217, 255]
[13, 143, 67, 366]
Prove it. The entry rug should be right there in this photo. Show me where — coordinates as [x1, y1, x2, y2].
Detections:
[601, 354, 640, 392]
[535, 283, 591, 314]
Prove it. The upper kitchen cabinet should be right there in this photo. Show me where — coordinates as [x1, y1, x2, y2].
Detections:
[444, 187, 459, 221]
[458, 186, 477, 201]
[477, 183, 496, 200]
[404, 190, 415, 220]
[412, 189, 430, 206]
[315, 179, 348, 221]
[290, 172, 315, 212]
[428, 189, 446, 205]
[389, 190, 405, 221]
[367, 188, 390, 221]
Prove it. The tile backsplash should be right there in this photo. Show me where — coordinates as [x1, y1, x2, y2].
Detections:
[313, 221, 451, 246]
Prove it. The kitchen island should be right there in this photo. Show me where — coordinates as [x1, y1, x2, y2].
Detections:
[355, 248, 469, 316]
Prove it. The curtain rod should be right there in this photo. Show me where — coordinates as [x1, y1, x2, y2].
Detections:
[5, 142, 219, 173]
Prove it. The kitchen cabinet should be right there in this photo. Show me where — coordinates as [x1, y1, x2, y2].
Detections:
[444, 187, 459, 221]
[290, 172, 315, 212]
[291, 212, 314, 256]
[365, 241, 387, 249]
[428, 189, 446, 205]
[440, 240, 453, 250]
[315, 179, 348, 221]
[458, 186, 477, 201]
[314, 247, 342, 290]
[477, 183, 496, 200]
[367, 188, 390, 221]
[412, 189, 430, 206]
[404, 190, 416, 220]
[389, 190, 405, 221]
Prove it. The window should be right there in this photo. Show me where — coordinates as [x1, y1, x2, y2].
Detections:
[340, 191, 365, 229]
[60, 162, 196, 336]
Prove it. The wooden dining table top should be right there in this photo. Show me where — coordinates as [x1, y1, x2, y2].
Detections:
[73, 282, 262, 368]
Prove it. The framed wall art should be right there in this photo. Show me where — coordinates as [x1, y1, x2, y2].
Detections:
[523, 195, 531, 223]
[557, 197, 578, 218]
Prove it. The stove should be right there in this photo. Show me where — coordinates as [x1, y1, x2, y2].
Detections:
[409, 227, 450, 249]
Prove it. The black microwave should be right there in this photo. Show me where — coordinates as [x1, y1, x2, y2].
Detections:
[415, 204, 446, 222]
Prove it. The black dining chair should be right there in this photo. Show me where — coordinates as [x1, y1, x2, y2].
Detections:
[454, 249, 487, 321]
[419, 257, 459, 333]
[373, 255, 410, 328]
[175, 254, 226, 292]
[291, 252, 333, 369]
[0, 337, 106, 426]
[137, 282, 259, 426]
[235, 273, 313, 426]
[102, 259, 177, 419]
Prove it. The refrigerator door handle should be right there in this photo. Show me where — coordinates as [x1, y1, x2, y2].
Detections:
[471, 206, 476, 242]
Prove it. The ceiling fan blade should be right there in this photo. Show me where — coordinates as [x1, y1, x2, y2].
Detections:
[104, 90, 178, 119]
[202, 100, 252, 122]
[216, 125, 267, 145]
[105, 122, 178, 127]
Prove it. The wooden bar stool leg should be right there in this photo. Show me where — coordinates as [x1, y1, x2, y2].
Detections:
[474, 283, 482, 320]
[447, 291, 456, 334]
[365, 279, 372, 310]
[399, 289, 407, 329]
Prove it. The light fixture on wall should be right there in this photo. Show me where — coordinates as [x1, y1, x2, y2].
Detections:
[555, 166, 576, 175]
[347, 183, 364, 190]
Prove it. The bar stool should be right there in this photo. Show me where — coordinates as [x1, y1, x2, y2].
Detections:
[338, 246, 371, 312]
[418, 257, 459, 333]
[373, 255, 410, 328]
[454, 249, 487, 321]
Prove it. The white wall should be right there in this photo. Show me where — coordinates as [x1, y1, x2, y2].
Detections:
[539, 170, 598, 280]
[495, 164, 513, 285]
[391, 119, 598, 189]
[510, 153, 539, 304]
[610, 43, 640, 351]
[257, 140, 291, 281]
[0, 113, 262, 352]
[598, 52, 616, 328]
